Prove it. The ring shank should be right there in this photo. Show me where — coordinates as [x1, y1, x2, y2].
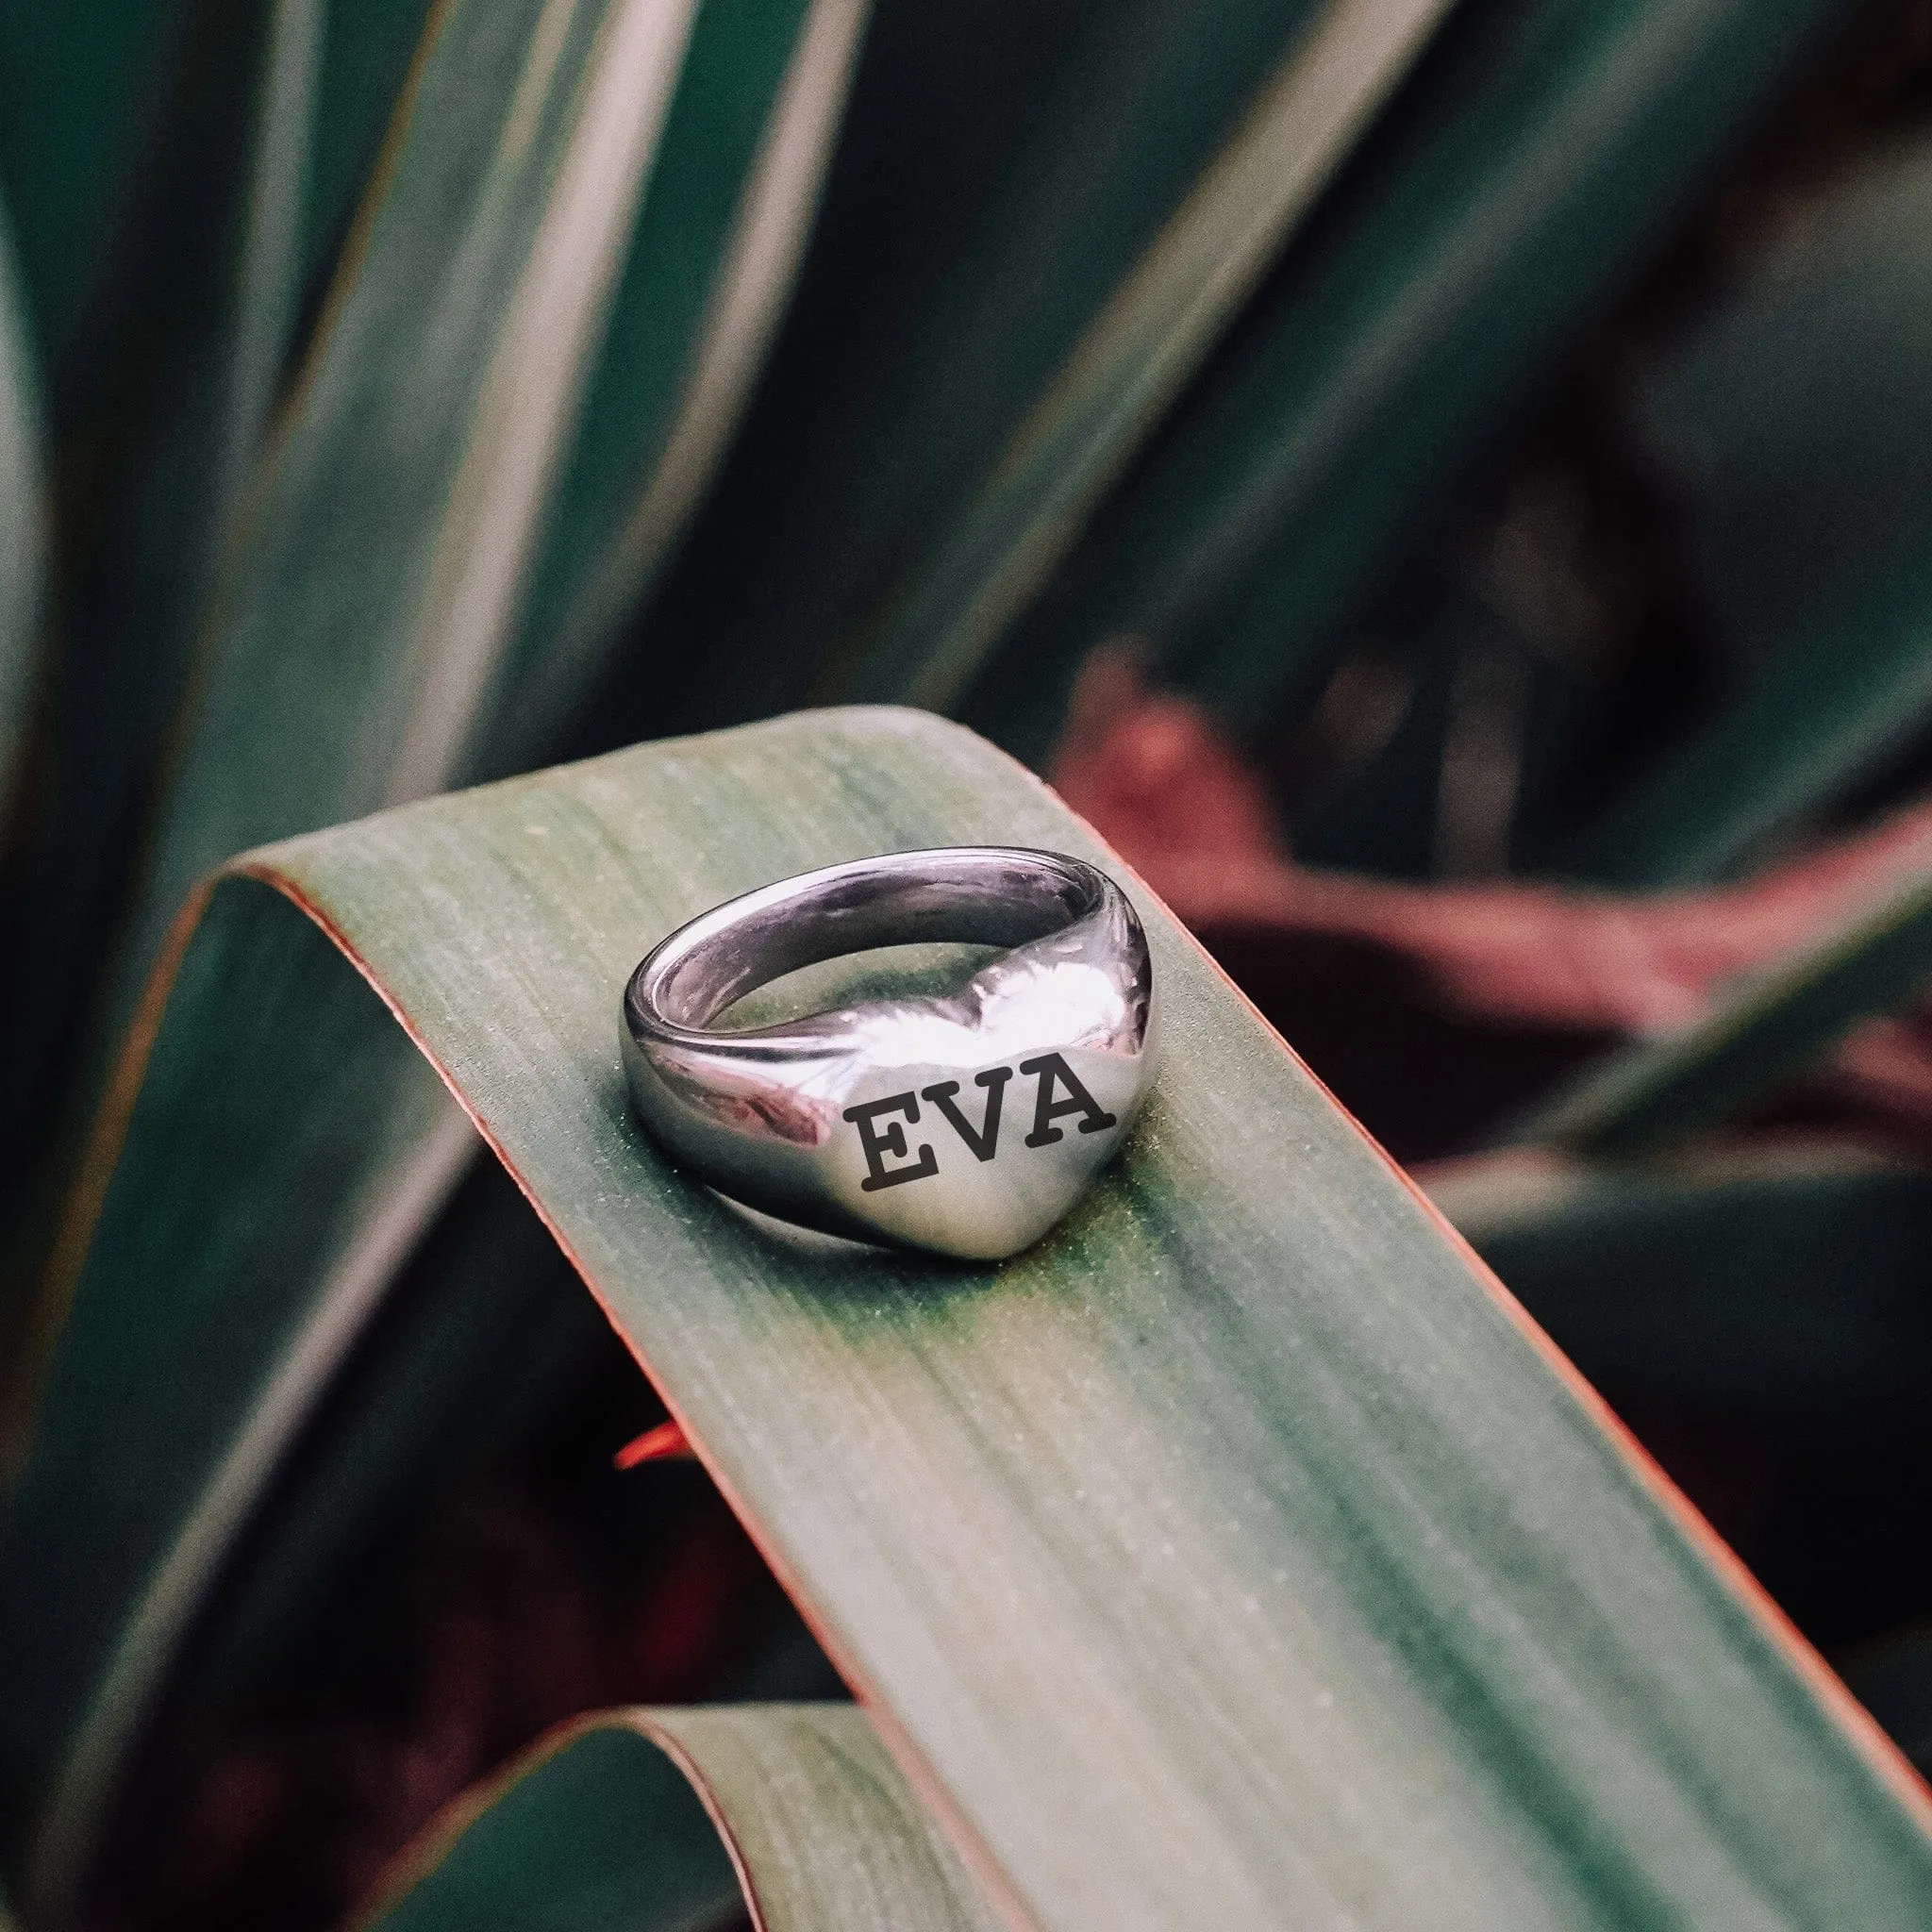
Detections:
[641, 848, 1105, 1032]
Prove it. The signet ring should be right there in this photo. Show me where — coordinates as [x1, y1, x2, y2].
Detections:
[621, 847, 1157, 1260]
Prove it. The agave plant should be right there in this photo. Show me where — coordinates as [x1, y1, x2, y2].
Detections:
[7, 0, 1932, 1926]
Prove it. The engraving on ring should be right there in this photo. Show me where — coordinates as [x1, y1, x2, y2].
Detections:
[843, 1054, 1116, 1193]
[842, 1091, 941, 1192]
[1019, 1052, 1117, 1146]
[920, 1066, 1011, 1162]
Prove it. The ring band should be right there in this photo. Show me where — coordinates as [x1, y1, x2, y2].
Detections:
[621, 847, 1156, 1259]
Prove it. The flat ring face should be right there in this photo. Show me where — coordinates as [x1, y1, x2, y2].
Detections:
[621, 848, 1156, 1260]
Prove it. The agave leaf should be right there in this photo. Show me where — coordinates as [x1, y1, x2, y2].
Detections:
[1519, 857, 1932, 1157]
[359, 1704, 1000, 1932]
[634, 1706, 1001, 1932]
[9, 710, 1932, 1927]
[0, 0, 848, 1290]
[0, 0, 324, 1146]
[217, 0, 446, 565]
[1563, 135, 1932, 887]
[0, 0, 425, 409]
[1425, 1145, 1932, 1418]
[836, 0, 1455, 713]
[113, 0, 858, 1012]
[352, 1710, 739, 1932]
[630, 0, 1349, 734]
[959, 0, 1852, 763]
[0, 206, 42, 816]
[2, 0, 858, 1278]
[119, 0, 700, 987]
[214, 0, 328, 540]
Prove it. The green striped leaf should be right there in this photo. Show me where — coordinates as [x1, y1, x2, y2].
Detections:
[359, 1705, 998, 1932]
[0, 0, 425, 1255]
[492, 0, 870, 769]
[302, 0, 441, 285]
[629, 0, 1347, 732]
[959, 0, 1853, 764]
[836, 0, 1454, 713]
[8, 710, 1931, 1927]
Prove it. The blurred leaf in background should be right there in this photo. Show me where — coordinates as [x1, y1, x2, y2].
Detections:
[1569, 125, 1932, 885]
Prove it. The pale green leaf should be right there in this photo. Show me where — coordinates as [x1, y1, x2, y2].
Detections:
[8, 710, 1931, 1928]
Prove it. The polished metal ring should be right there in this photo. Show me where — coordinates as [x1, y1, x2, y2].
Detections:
[621, 847, 1157, 1260]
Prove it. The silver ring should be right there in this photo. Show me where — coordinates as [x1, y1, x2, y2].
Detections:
[621, 847, 1157, 1260]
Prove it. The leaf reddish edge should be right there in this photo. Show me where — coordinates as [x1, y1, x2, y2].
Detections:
[615, 1419, 695, 1467]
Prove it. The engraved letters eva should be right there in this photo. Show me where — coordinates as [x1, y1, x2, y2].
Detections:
[843, 1052, 1117, 1193]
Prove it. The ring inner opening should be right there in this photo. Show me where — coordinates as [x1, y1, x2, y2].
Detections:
[655, 858, 1095, 1030]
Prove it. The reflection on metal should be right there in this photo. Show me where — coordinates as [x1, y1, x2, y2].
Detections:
[624, 848, 1157, 1259]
